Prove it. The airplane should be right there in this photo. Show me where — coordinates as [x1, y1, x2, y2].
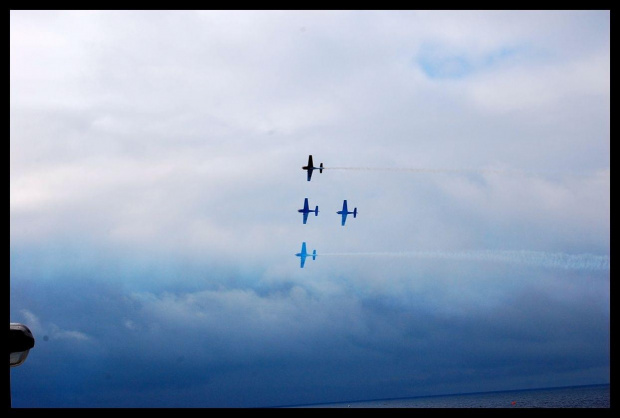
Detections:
[295, 242, 316, 268]
[302, 154, 323, 181]
[298, 197, 319, 224]
[337, 200, 357, 226]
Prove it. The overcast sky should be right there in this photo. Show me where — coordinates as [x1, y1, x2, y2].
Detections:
[10, 10, 609, 408]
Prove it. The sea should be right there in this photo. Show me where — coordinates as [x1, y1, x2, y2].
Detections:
[290, 384, 610, 408]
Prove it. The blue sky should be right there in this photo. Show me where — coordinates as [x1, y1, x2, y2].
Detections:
[10, 10, 609, 407]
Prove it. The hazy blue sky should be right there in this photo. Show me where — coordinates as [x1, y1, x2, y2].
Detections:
[10, 10, 609, 408]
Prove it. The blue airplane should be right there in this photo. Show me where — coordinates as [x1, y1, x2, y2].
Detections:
[302, 154, 323, 181]
[337, 200, 357, 226]
[298, 197, 319, 224]
[295, 242, 317, 268]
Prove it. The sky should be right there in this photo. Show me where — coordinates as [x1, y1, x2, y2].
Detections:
[9, 10, 610, 408]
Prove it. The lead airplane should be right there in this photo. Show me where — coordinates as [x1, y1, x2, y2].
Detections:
[337, 200, 357, 226]
[295, 242, 317, 268]
[302, 155, 323, 181]
[298, 198, 319, 224]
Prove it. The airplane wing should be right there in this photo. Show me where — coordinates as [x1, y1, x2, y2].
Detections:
[303, 198, 309, 211]
[303, 212, 309, 224]
[306, 155, 315, 181]
[340, 200, 348, 225]
[300, 242, 307, 268]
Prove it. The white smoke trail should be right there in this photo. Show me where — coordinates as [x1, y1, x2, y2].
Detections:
[322, 167, 507, 174]
[316, 250, 609, 271]
[321, 167, 609, 178]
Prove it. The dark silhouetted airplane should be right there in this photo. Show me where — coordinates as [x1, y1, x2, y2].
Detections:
[302, 155, 323, 181]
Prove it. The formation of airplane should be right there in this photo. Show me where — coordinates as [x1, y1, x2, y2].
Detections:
[295, 242, 317, 268]
[337, 200, 357, 226]
[302, 154, 323, 181]
[298, 197, 319, 224]
[297, 156, 357, 267]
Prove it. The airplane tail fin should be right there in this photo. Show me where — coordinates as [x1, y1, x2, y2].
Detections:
[314, 206, 319, 215]
[353, 208, 357, 218]
[312, 250, 317, 260]
[319, 163, 323, 173]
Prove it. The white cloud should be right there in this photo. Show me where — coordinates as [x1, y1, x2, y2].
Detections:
[466, 49, 610, 113]
[15, 309, 92, 342]
[10, 10, 609, 259]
